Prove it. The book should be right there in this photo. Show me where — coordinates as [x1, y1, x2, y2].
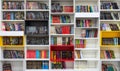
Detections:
[3, 63, 12, 71]
[27, 61, 49, 69]
[3, 1, 24, 9]
[76, 5, 98, 12]
[26, 11, 49, 20]
[101, 50, 115, 59]
[101, 1, 119, 9]
[52, 15, 71, 23]
[26, 2, 48, 9]
[27, 50, 49, 58]
[27, 36, 49, 45]
[4, 50, 24, 58]
[3, 12, 24, 20]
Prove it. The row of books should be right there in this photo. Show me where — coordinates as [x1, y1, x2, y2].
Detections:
[76, 19, 97, 27]
[75, 50, 96, 59]
[75, 39, 86, 48]
[101, 50, 115, 59]
[101, 12, 120, 20]
[81, 29, 98, 38]
[101, 2, 119, 9]
[4, 50, 24, 58]
[3, 12, 24, 20]
[51, 61, 66, 69]
[101, 23, 120, 31]
[52, 15, 71, 23]
[102, 38, 120, 45]
[76, 5, 98, 12]
[3, 1, 24, 9]
[26, 12, 49, 20]
[2, 22, 24, 31]
[27, 37, 49, 45]
[51, 3, 73, 12]
[26, 2, 48, 9]
[51, 51, 73, 60]
[51, 26, 74, 34]
[51, 37, 73, 45]
[102, 63, 117, 71]
[27, 61, 49, 69]
[3, 63, 12, 71]
[26, 25, 48, 35]
[27, 50, 49, 58]
[3, 36, 23, 45]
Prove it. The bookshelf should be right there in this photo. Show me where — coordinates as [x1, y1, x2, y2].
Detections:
[0, 0, 120, 71]
[74, 0, 100, 71]
[100, 0, 120, 71]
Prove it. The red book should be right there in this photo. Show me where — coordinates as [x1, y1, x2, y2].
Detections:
[52, 16, 60, 23]
[64, 6, 73, 12]
[44, 50, 47, 58]
[27, 50, 36, 58]
[94, 30, 98, 37]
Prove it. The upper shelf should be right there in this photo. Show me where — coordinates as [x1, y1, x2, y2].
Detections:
[75, 13, 99, 18]
[100, 9, 120, 12]
[0, 31, 24, 36]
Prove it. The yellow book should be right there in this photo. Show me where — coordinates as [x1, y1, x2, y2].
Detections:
[100, 50, 105, 59]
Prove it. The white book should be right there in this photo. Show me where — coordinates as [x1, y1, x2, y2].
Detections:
[57, 37, 62, 45]
[51, 26, 56, 34]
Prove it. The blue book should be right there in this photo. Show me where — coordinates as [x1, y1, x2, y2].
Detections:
[11, 12, 14, 20]
[86, 30, 89, 38]
[106, 50, 111, 59]
[51, 37, 54, 45]
[44, 62, 49, 69]
[36, 50, 40, 58]
[71, 26, 74, 34]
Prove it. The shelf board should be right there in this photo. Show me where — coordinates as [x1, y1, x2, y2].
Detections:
[3, 0, 24, 1]
[51, 59, 74, 62]
[51, 45, 74, 47]
[101, 31, 120, 33]
[100, 45, 120, 48]
[26, 69, 49, 71]
[100, 20, 120, 22]
[25, 19, 48, 21]
[100, 9, 120, 12]
[1, 45, 24, 48]
[25, 34, 49, 37]
[75, 48, 99, 50]
[26, 9, 49, 11]
[75, 13, 99, 18]
[1, 59, 24, 61]
[51, 12, 74, 15]
[2, 20, 24, 22]
[26, 58, 49, 61]
[0, 31, 24, 36]
[51, 34, 74, 37]
[76, 27, 98, 29]
[101, 59, 120, 61]
[51, 23, 74, 26]
[26, 45, 49, 47]
[75, 37, 98, 40]
[75, 58, 99, 61]
[2, 10, 25, 11]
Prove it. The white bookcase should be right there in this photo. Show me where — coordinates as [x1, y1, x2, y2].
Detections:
[0, 0, 120, 71]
